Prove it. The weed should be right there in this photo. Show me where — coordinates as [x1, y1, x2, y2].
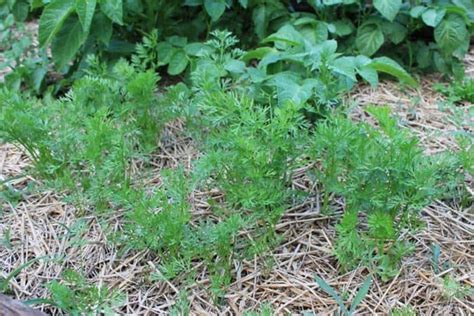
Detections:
[441, 275, 473, 301]
[315, 274, 372, 316]
[45, 269, 123, 315]
[435, 78, 474, 104]
[390, 306, 417, 316]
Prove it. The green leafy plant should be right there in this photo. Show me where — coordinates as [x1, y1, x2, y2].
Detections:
[0, 60, 170, 210]
[435, 77, 474, 104]
[315, 274, 372, 316]
[0, 9, 49, 94]
[390, 305, 417, 316]
[44, 269, 123, 315]
[242, 21, 417, 112]
[310, 106, 467, 280]
[131, 29, 210, 76]
[441, 274, 473, 301]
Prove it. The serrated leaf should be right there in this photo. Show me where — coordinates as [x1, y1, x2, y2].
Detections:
[167, 50, 189, 75]
[434, 14, 468, 56]
[204, 0, 226, 22]
[100, 0, 122, 24]
[51, 15, 86, 69]
[422, 8, 446, 27]
[368, 56, 417, 87]
[373, 0, 401, 21]
[38, 0, 75, 46]
[75, 0, 96, 34]
[356, 23, 384, 56]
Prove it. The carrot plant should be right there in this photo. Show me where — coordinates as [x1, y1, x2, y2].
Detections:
[310, 106, 469, 280]
[0, 60, 169, 210]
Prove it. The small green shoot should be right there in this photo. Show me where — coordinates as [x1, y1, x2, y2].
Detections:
[315, 275, 372, 316]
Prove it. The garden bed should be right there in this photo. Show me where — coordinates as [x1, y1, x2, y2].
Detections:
[0, 50, 472, 315]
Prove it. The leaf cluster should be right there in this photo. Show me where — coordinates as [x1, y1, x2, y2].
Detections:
[310, 106, 468, 280]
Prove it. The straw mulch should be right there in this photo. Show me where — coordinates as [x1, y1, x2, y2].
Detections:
[0, 52, 473, 315]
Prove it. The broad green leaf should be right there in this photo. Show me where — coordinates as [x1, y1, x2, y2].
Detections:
[263, 25, 304, 49]
[333, 19, 354, 37]
[184, 0, 203, 6]
[38, 0, 75, 46]
[167, 36, 188, 47]
[434, 14, 468, 56]
[242, 47, 276, 63]
[224, 59, 246, 73]
[253, 5, 268, 39]
[157, 42, 174, 64]
[299, 24, 328, 45]
[416, 44, 431, 69]
[382, 22, 407, 45]
[238, 0, 248, 8]
[373, 0, 401, 21]
[433, 51, 449, 73]
[368, 57, 417, 87]
[75, 0, 96, 34]
[184, 43, 211, 56]
[349, 276, 372, 314]
[90, 11, 112, 45]
[356, 23, 384, 56]
[422, 8, 446, 27]
[12, 0, 29, 21]
[273, 77, 318, 105]
[444, 5, 471, 25]
[332, 56, 357, 81]
[453, 0, 474, 20]
[323, 0, 357, 5]
[357, 66, 379, 86]
[51, 15, 86, 69]
[167, 50, 189, 75]
[100, 0, 122, 24]
[410, 6, 427, 18]
[204, 0, 226, 22]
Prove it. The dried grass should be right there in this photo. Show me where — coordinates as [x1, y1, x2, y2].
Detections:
[0, 51, 473, 315]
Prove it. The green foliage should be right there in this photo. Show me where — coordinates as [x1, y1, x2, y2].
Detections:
[0, 11, 49, 94]
[0, 61, 168, 210]
[441, 274, 473, 301]
[131, 29, 211, 76]
[435, 77, 474, 104]
[310, 107, 468, 280]
[314, 275, 372, 316]
[390, 306, 417, 316]
[4, 0, 469, 93]
[46, 269, 123, 315]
